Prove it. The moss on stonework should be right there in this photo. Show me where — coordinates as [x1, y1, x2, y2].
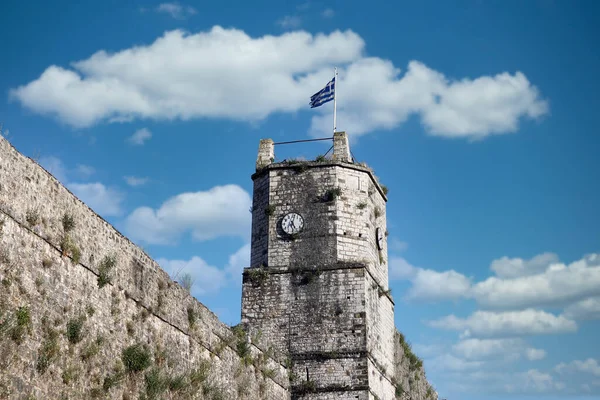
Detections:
[97, 254, 116, 288]
[246, 267, 269, 287]
[398, 332, 423, 371]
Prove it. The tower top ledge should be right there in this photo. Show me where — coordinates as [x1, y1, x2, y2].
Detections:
[253, 131, 388, 201]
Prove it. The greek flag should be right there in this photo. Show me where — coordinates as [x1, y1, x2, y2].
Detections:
[309, 77, 335, 108]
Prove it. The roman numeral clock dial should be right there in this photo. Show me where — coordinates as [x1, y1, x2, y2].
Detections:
[281, 212, 304, 235]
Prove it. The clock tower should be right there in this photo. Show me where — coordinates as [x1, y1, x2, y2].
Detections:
[241, 132, 396, 399]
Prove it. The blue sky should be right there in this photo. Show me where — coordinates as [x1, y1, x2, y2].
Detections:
[1, 0, 599, 398]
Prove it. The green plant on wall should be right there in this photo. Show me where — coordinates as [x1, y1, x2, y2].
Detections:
[247, 267, 269, 287]
[2, 306, 32, 344]
[122, 343, 152, 373]
[264, 204, 276, 216]
[61, 212, 75, 232]
[36, 328, 60, 374]
[97, 254, 117, 288]
[66, 316, 85, 344]
[25, 208, 41, 226]
[322, 187, 342, 202]
[60, 234, 81, 264]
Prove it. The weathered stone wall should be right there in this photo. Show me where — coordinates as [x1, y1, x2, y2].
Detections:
[0, 135, 289, 399]
[392, 330, 438, 400]
[0, 132, 439, 400]
[242, 158, 397, 400]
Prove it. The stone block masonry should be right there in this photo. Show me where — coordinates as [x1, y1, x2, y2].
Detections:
[0, 131, 438, 400]
[242, 132, 438, 400]
[0, 135, 288, 399]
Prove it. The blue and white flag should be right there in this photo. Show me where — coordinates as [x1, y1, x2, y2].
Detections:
[309, 77, 335, 108]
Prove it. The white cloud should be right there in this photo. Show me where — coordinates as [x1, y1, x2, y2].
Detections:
[157, 256, 226, 296]
[519, 369, 564, 392]
[389, 256, 416, 280]
[68, 182, 124, 217]
[525, 348, 547, 361]
[409, 268, 471, 301]
[389, 238, 408, 252]
[555, 359, 600, 377]
[74, 164, 95, 178]
[9, 26, 548, 140]
[564, 296, 600, 320]
[490, 252, 559, 278]
[411, 343, 445, 359]
[389, 256, 471, 301]
[473, 253, 600, 310]
[128, 128, 152, 145]
[451, 338, 546, 362]
[39, 156, 68, 183]
[124, 176, 149, 187]
[428, 354, 484, 371]
[124, 184, 251, 245]
[453, 338, 522, 360]
[322, 8, 335, 18]
[157, 243, 250, 296]
[443, 368, 570, 395]
[429, 309, 577, 337]
[276, 15, 302, 29]
[225, 243, 251, 286]
[309, 58, 548, 139]
[156, 2, 197, 19]
[38, 156, 123, 217]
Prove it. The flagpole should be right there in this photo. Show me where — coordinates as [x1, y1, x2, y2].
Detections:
[333, 67, 338, 135]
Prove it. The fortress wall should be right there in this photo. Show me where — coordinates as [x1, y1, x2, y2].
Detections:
[0, 136, 289, 399]
[392, 330, 438, 400]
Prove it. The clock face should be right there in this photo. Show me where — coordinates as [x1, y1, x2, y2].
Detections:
[376, 227, 384, 250]
[281, 212, 304, 235]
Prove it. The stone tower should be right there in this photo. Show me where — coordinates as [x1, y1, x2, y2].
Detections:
[241, 132, 396, 400]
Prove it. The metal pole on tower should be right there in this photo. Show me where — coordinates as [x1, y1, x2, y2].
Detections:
[333, 67, 338, 135]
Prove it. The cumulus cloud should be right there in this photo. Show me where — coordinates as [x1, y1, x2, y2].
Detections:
[157, 242, 249, 296]
[38, 156, 123, 217]
[428, 354, 484, 371]
[322, 8, 335, 18]
[563, 296, 600, 320]
[225, 243, 251, 286]
[389, 257, 471, 301]
[124, 176, 149, 187]
[127, 128, 152, 145]
[69, 183, 124, 217]
[388, 238, 408, 253]
[276, 15, 302, 29]
[473, 253, 600, 310]
[157, 256, 227, 296]
[124, 184, 251, 245]
[429, 309, 577, 337]
[555, 359, 600, 377]
[452, 338, 546, 362]
[490, 252, 559, 278]
[518, 369, 565, 392]
[409, 268, 471, 301]
[443, 368, 569, 395]
[394, 252, 600, 312]
[9, 26, 548, 140]
[453, 338, 522, 360]
[309, 58, 548, 139]
[74, 164, 95, 179]
[526, 348, 547, 361]
[156, 2, 197, 19]
[39, 156, 68, 183]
